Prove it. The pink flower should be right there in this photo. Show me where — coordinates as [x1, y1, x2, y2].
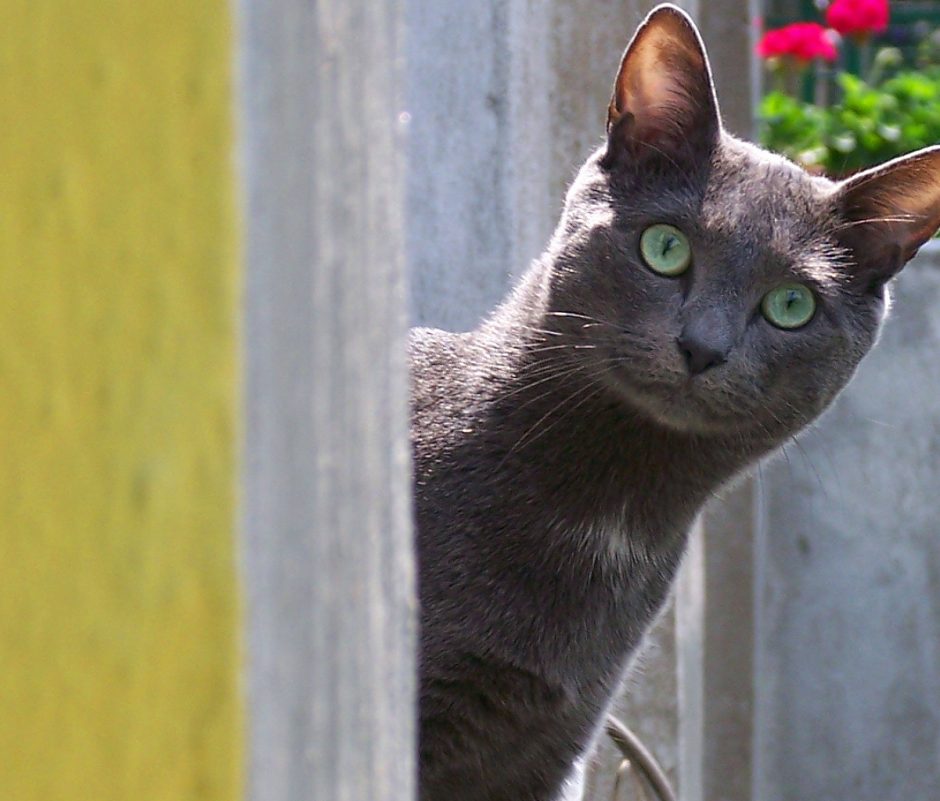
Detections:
[826, 0, 889, 37]
[757, 23, 838, 63]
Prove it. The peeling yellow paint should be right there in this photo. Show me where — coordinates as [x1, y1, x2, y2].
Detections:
[0, 3, 241, 799]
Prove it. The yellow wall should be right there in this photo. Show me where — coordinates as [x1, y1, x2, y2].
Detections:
[0, 2, 241, 799]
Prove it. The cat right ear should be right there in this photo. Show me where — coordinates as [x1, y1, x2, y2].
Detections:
[834, 146, 940, 285]
[602, 4, 721, 172]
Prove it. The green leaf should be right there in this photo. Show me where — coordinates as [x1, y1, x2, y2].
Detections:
[759, 66, 940, 177]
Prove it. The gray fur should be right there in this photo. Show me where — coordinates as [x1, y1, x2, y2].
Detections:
[409, 6, 940, 800]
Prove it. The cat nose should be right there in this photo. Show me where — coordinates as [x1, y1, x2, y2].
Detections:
[676, 327, 730, 375]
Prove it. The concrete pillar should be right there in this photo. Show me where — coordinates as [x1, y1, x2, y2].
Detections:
[678, 486, 759, 801]
[240, 1, 415, 799]
[405, 0, 517, 331]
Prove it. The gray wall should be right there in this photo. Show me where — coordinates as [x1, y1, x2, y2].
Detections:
[240, 1, 415, 799]
[754, 244, 940, 801]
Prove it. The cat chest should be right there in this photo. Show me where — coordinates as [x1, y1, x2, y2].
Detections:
[502, 531, 682, 689]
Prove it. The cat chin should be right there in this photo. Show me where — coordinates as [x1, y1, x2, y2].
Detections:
[634, 399, 749, 435]
[608, 372, 762, 436]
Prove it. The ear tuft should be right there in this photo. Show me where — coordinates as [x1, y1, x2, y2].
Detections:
[604, 4, 721, 171]
[836, 146, 940, 281]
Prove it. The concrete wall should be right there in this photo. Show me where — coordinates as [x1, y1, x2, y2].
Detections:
[240, 1, 416, 799]
[753, 243, 940, 801]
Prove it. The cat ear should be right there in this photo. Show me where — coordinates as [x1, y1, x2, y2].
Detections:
[603, 4, 721, 171]
[835, 146, 940, 284]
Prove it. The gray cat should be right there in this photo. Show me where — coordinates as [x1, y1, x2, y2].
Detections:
[409, 5, 940, 800]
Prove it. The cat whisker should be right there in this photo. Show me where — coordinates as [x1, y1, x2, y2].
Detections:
[792, 420, 843, 496]
[522, 343, 598, 356]
[789, 434, 826, 493]
[517, 355, 582, 374]
[833, 214, 918, 231]
[545, 310, 630, 333]
[494, 363, 592, 404]
[543, 311, 599, 320]
[854, 414, 896, 429]
[544, 311, 617, 325]
[522, 355, 595, 376]
[513, 324, 565, 338]
[764, 402, 829, 494]
[502, 378, 608, 462]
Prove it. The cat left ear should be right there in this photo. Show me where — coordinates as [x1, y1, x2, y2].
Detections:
[603, 4, 721, 172]
[835, 146, 940, 284]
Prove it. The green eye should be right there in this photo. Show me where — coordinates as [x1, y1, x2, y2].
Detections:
[761, 283, 816, 329]
[639, 224, 691, 276]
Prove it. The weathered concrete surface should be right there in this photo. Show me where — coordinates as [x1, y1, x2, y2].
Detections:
[679, 483, 759, 801]
[754, 244, 940, 801]
[241, 1, 415, 799]
[405, 0, 515, 332]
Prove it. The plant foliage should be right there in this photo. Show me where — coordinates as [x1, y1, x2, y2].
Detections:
[760, 66, 940, 175]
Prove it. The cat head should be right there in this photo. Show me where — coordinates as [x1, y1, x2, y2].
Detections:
[544, 4, 940, 438]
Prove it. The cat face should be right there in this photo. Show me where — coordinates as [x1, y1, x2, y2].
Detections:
[551, 140, 880, 437]
[544, 4, 940, 438]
